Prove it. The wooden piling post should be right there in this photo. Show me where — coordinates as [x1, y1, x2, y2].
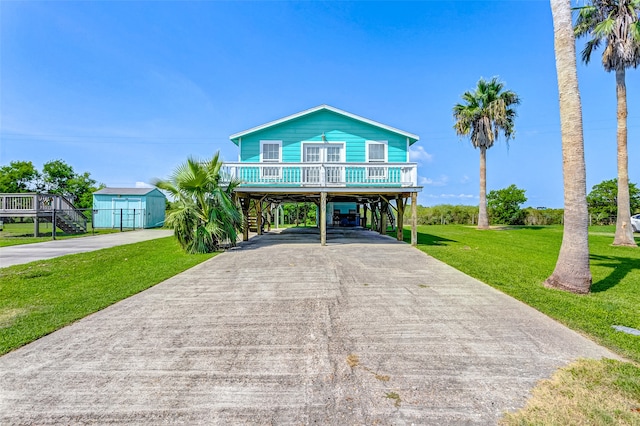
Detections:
[396, 196, 404, 241]
[256, 200, 263, 236]
[240, 197, 250, 241]
[380, 201, 388, 235]
[362, 204, 368, 229]
[411, 192, 417, 246]
[320, 192, 327, 246]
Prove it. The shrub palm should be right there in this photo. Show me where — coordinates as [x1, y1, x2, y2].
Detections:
[153, 152, 243, 253]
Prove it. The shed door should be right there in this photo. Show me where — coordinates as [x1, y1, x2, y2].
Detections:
[112, 198, 143, 228]
[112, 199, 127, 228]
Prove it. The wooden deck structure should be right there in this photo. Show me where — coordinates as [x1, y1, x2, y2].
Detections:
[0, 193, 88, 236]
[231, 185, 419, 247]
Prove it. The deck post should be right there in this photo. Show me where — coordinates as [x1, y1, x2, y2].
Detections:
[320, 192, 327, 246]
[411, 192, 417, 246]
[362, 204, 368, 229]
[256, 200, 263, 235]
[34, 194, 39, 237]
[240, 197, 250, 241]
[380, 201, 388, 235]
[396, 196, 404, 241]
[52, 209, 57, 240]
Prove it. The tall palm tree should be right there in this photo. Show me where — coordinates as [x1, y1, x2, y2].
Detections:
[152, 152, 243, 254]
[453, 77, 520, 229]
[546, 0, 592, 293]
[575, 0, 640, 247]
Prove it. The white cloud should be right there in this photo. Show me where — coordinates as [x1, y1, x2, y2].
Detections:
[460, 175, 470, 184]
[135, 181, 154, 188]
[409, 145, 433, 163]
[441, 193, 475, 199]
[419, 175, 448, 186]
[426, 193, 476, 199]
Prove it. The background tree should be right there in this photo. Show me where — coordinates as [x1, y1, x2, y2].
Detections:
[453, 77, 520, 230]
[68, 172, 104, 209]
[574, 0, 640, 246]
[487, 184, 527, 225]
[152, 152, 243, 254]
[545, 0, 592, 294]
[41, 160, 75, 196]
[587, 178, 640, 221]
[40, 160, 101, 208]
[0, 161, 40, 193]
[0, 159, 101, 208]
[282, 202, 317, 226]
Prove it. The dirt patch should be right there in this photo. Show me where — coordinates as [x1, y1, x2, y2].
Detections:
[0, 308, 30, 328]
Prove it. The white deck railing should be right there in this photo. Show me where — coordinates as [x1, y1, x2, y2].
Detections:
[220, 162, 418, 187]
[0, 193, 88, 229]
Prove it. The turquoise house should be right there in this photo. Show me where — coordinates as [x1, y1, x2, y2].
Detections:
[222, 105, 422, 245]
[92, 188, 166, 229]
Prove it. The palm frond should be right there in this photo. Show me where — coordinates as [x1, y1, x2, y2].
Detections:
[156, 150, 243, 253]
[452, 77, 519, 149]
[574, 0, 640, 70]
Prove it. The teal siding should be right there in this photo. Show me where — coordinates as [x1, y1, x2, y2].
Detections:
[331, 202, 357, 214]
[240, 110, 408, 163]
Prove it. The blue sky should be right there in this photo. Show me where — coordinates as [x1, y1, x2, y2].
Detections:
[1, 1, 638, 208]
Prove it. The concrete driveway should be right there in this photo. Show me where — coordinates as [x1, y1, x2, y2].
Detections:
[0, 229, 174, 268]
[0, 228, 617, 424]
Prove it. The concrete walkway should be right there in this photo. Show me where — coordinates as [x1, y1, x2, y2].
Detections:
[0, 229, 174, 268]
[0, 228, 618, 424]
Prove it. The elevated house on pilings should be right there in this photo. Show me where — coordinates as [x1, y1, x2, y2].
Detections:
[221, 105, 422, 246]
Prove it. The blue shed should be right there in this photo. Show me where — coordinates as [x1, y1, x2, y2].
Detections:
[92, 188, 166, 229]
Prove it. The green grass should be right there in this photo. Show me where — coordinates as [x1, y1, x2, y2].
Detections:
[0, 237, 215, 355]
[406, 225, 640, 363]
[0, 221, 122, 247]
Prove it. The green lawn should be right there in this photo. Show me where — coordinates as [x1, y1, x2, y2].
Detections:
[0, 237, 215, 355]
[0, 221, 123, 247]
[406, 225, 640, 363]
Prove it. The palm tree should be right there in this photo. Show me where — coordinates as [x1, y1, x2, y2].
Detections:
[545, 0, 592, 293]
[152, 152, 243, 254]
[453, 77, 520, 229]
[575, 0, 640, 247]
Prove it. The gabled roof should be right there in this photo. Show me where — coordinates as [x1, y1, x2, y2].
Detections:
[229, 104, 419, 145]
[94, 187, 164, 196]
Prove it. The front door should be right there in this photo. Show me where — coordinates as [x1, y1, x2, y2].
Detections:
[302, 143, 344, 185]
[325, 145, 343, 184]
[303, 145, 322, 184]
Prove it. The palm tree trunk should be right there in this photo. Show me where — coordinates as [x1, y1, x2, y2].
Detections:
[613, 67, 637, 246]
[477, 145, 489, 229]
[545, 0, 592, 294]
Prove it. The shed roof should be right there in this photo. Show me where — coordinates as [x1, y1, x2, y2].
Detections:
[94, 187, 164, 196]
[230, 105, 419, 145]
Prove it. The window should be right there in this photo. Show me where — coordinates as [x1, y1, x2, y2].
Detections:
[368, 143, 385, 162]
[327, 146, 342, 163]
[261, 141, 281, 162]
